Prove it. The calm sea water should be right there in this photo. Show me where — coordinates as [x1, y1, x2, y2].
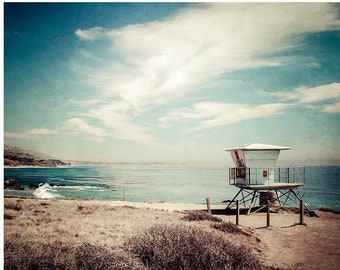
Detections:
[4, 165, 340, 211]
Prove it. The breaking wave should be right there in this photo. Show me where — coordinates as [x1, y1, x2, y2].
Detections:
[33, 183, 62, 199]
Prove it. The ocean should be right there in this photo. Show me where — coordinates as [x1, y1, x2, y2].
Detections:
[4, 164, 340, 211]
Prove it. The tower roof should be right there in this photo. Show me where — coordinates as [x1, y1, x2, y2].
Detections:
[226, 143, 292, 151]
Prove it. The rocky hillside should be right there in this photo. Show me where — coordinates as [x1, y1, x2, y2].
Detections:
[4, 145, 68, 167]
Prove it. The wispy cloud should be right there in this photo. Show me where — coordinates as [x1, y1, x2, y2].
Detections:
[69, 3, 340, 142]
[322, 102, 340, 113]
[27, 128, 57, 135]
[87, 101, 158, 145]
[263, 82, 340, 113]
[78, 49, 103, 62]
[68, 99, 102, 106]
[160, 102, 292, 133]
[4, 132, 27, 139]
[75, 27, 105, 40]
[5, 129, 57, 139]
[296, 83, 340, 104]
[63, 118, 107, 137]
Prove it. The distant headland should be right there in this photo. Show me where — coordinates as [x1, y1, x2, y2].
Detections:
[4, 145, 69, 167]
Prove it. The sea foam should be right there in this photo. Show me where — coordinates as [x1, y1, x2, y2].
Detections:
[33, 183, 62, 199]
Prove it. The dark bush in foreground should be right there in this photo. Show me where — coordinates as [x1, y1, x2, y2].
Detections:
[4, 239, 145, 270]
[4, 202, 22, 211]
[75, 243, 145, 270]
[124, 223, 261, 270]
[182, 210, 222, 222]
[4, 239, 74, 270]
[5, 225, 264, 270]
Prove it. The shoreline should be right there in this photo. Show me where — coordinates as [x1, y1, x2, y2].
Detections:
[4, 165, 74, 169]
[3, 195, 217, 212]
[4, 194, 340, 214]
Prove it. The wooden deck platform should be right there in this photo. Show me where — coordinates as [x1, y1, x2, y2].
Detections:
[233, 182, 305, 191]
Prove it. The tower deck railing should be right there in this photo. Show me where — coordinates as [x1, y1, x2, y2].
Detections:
[229, 167, 305, 187]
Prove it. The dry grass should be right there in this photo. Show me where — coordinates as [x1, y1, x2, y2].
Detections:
[76, 204, 99, 215]
[4, 200, 23, 221]
[182, 210, 223, 222]
[124, 223, 262, 270]
[6, 197, 339, 270]
[212, 221, 249, 235]
[4, 224, 264, 270]
[4, 236, 75, 270]
[4, 237, 146, 270]
[4, 201, 22, 211]
[74, 243, 146, 270]
[4, 198, 266, 270]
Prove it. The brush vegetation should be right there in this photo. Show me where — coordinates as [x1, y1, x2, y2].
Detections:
[4, 198, 277, 270]
[182, 210, 223, 222]
[5, 224, 263, 270]
[212, 221, 248, 235]
[125, 223, 261, 270]
[4, 237, 146, 270]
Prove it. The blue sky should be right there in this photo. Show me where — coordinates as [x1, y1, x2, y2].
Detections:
[4, 2, 340, 165]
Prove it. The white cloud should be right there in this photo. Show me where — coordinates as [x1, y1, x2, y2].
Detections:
[263, 82, 340, 113]
[75, 27, 105, 40]
[74, 3, 340, 111]
[4, 132, 27, 139]
[71, 3, 340, 143]
[87, 101, 158, 145]
[161, 102, 292, 133]
[79, 49, 103, 62]
[296, 83, 340, 104]
[68, 99, 102, 106]
[64, 118, 107, 137]
[5, 129, 57, 138]
[27, 128, 57, 135]
[322, 101, 340, 113]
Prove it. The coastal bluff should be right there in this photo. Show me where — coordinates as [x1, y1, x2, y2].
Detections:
[4, 145, 68, 167]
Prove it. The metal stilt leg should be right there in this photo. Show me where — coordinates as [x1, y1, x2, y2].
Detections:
[247, 190, 258, 215]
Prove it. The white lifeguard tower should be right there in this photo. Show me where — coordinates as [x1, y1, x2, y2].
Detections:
[226, 143, 309, 214]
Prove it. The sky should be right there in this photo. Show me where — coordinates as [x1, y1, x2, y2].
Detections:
[4, 2, 340, 165]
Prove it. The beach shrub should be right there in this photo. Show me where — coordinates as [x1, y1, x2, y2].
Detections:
[4, 238, 146, 270]
[4, 202, 22, 211]
[40, 202, 50, 207]
[124, 223, 261, 270]
[182, 210, 222, 222]
[75, 243, 146, 270]
[4, 238, 74, 270]
[212, 221, 248, 235]
[77, 204, 97, 215]
[4, 213, 14, 220]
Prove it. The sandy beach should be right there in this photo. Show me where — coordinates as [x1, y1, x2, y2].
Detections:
[4, 197, 340, 269]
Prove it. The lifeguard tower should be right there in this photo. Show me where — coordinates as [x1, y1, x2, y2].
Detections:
[226, 143, 309, 214]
